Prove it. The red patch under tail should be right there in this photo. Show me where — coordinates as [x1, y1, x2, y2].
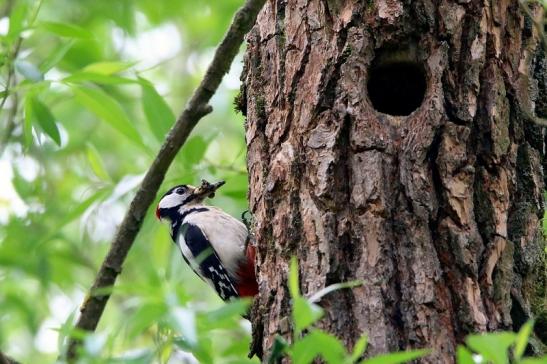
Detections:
[235, 244, 258, 297]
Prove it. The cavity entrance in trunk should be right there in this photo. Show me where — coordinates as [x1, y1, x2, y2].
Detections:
[367, 52, 426, 116]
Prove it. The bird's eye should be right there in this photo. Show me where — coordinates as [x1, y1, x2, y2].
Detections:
[175, 188, 185, 195]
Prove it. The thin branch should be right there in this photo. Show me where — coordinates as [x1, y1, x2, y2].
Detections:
[0, 0, 43, 155]
[529, 114, 547, 127]
[0, 38, 22, 158]
[0, 37, 22, 111]
[0, 352, 21, 364]
[65, 0, 266, 360]
[0, 85, 19, 157]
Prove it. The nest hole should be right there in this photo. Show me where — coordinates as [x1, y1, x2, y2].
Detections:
[367, 57, 426, 116]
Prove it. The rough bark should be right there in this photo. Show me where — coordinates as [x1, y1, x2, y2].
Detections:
[240, 0, 546, 362]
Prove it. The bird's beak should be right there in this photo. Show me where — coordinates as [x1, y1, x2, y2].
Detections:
[193, 179, 225, 199]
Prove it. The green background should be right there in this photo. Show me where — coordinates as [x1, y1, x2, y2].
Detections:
[0, 0, 253, 362]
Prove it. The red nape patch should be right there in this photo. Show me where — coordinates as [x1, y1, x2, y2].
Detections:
[155, 207, 161, 220]
[236, 244, 258, 297]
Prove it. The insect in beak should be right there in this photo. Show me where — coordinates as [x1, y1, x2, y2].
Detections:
[193, 179, 225, 199]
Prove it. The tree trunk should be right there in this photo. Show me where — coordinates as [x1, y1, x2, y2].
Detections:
[239, 0, 546, 362]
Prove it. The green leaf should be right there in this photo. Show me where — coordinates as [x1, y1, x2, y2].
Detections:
[350, 335, 368, 363]
[83, 61, 135, 75]
[466, 332, 516, 364]
[220, 188, 247, 199]
[7, 2, 28, 42]
[170, 307, 197, 347]
[2, 293, 39, 331]
[28, 96, 61, 145]
[360, 349, 430, 364]
[290, 330, 347, 364]
[11, 169, 33, 197]
[293, 296, 324, 334]
[203, 299, 250, 324]
[289, 256, 300, 299]
[72, 85, 144, 147]
[220, 174, 249, 200]
[456, 346, 474, 364]
[514, 320, 534, 360]
[141, 79, 175, 141]
[181, 136, 208, 165]
[40, 21, 93, 39]
[173, 336, 213, 364]
[56, 310, 77, 355]
[35, 188, 111, 247]
[63, 72, 136, 85]
[15, 60, 44, 82]
[268, 336, 289, 364]
[86, 143, 110, 180]
[520, 358, 547, 364]
[40, 40, 76, 72]
[127, 303, 167, 338]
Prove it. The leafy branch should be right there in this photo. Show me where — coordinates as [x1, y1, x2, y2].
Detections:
[0, 0, 44, 156]
[65, 0, 266, 360]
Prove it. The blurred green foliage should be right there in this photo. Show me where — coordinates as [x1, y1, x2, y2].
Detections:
[0, 0, 251, 362]
[1, 0, 545, 363]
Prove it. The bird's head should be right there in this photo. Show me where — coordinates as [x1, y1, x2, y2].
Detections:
[156, 180, 225, 221]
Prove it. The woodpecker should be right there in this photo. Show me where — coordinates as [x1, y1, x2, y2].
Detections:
[156, 180, 258, 301]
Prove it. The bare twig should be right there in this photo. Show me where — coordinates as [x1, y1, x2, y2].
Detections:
[0, 351, 21, 364]
[529, 114, 547, 127]
[0, 86, 19, 157]
[65, 0, 265, 360]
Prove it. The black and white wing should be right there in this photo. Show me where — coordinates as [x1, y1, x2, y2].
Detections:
[178, 223, 239, 301]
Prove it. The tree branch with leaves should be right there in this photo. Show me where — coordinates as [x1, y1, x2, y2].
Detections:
[65, 0, 266, 360]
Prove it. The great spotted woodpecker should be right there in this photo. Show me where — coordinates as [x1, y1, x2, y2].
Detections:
[156, 180, 258, 301]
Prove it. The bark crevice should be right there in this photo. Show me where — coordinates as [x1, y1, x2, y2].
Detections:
[243, 0, 546, 361]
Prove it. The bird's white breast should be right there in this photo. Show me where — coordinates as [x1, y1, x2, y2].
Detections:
[182, 207, 248, 276]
